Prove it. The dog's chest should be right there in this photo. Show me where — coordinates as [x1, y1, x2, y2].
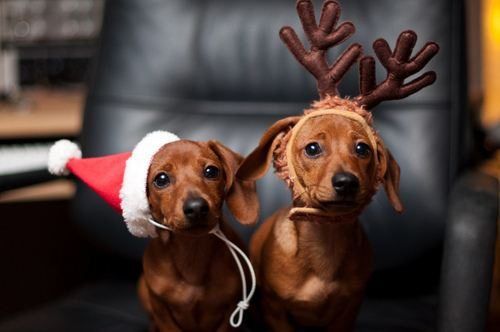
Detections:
[294, 275, 339, 303]
[290, 279, 365, 327]
[281, 270, 369, 328]
[164, 275, 239, 310]
[268, 220, 373, 308]
[146, 268, 240, 331]
[143, 242, 241, 315]
[146, 259, 240, 309]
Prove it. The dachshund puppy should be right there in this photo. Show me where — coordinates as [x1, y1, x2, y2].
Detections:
[138, 140, 259, 332]
[236, 99, 402, 331]
[235, 1, 438, 330]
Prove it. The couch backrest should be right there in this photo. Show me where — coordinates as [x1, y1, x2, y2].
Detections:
[75, 0, 468, 278]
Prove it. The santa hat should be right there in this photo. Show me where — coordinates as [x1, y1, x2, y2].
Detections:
[47, 131, 180, 238]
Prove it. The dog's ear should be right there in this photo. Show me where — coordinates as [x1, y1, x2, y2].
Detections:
[208, 141, 260, 225]
[236, 116, 301, 181]
[377, 143, 404, 213]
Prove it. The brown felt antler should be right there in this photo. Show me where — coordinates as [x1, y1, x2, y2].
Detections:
[354, 30, 440, 109]
[280, 0, 362, 99]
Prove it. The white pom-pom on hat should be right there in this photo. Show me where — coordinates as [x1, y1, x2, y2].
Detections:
[48, 139, 82, 176]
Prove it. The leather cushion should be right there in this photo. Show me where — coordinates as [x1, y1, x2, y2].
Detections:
[0, 282, 436, 332]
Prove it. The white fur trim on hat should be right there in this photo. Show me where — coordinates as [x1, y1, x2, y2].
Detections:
[120, 131, 180, 238]
[48, 140, 82, 176]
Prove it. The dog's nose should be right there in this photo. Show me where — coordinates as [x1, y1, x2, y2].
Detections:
[332, 172, 359, 195]
[183, 197, 209, 221]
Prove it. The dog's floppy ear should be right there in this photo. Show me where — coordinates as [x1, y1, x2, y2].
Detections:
[208, 141, 260, 225]
[236, 116, 301, 181]
[377, 143, 404, 213]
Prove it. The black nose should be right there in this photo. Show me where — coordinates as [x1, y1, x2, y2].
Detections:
[183, 197, 209, 221]
[332, 172, 359, 195]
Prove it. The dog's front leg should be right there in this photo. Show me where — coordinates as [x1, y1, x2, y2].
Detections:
[151, 312, 183, 332]
[325, 297, 364, 332]
[261, 293, 295, 332]
[138, 276, 153, 314]
[215, 320, 238, 332]
[148, 296, 183, 332]
[147, 322, 158, 332]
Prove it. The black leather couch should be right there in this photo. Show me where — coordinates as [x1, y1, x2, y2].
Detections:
[1, 0, 498, 331]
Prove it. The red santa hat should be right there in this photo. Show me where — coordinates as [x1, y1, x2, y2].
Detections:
[47, 131, 180, 238]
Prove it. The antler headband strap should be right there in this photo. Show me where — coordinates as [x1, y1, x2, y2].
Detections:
[285, 108, 378, 204]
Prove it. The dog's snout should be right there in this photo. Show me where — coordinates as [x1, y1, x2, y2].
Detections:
[332, 172, 359, 195]
[183, 197, 209, 221]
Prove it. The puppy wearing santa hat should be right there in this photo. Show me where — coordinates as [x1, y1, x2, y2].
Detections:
[48, 131, 259, 332]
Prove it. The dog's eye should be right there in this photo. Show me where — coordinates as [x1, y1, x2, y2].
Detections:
[355, 142, 371, 157]
[153, 172, 170, 188]
[203, 165, 220, 179]
[305, 142, 322, 158]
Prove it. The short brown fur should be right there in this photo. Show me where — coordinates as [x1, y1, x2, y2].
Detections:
[237, 98, 402, 331]
[138, 140, 259, 332]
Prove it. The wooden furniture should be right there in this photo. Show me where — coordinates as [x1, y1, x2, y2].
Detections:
[0, 87, 84, 139]
[0, 87, 84, 202]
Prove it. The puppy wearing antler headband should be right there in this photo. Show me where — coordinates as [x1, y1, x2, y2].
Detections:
[236, 1, 439, 331]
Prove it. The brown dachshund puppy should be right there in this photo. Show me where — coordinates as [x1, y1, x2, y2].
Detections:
[237, 100, 401, 331]
[236, 1, 438, 330]
[138, 140, 259, 332]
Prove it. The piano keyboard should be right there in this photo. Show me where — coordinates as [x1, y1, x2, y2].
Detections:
[0, 142, 53, 175]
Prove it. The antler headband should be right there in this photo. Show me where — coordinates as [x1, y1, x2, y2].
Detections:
[280, 0, 440, 109]
[276, 0, 439, 218]
[235, 0, 439, 219]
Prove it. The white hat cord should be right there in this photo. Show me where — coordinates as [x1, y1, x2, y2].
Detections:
[147, 218, 256, 328]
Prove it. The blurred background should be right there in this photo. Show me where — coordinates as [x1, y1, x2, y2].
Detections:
[0, 0, 498, 331]
[0, 0, 107, 326]
[0, 0, 102, 201]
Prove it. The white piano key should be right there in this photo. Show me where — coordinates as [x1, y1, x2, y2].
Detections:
[0, 143, 53, 175]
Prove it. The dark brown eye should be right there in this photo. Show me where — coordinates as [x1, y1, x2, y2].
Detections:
[153, 172, 170, 188]
[355, 142, 371, 157]
[203, 165, 220, 179]
[305, 142, 322, 158]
